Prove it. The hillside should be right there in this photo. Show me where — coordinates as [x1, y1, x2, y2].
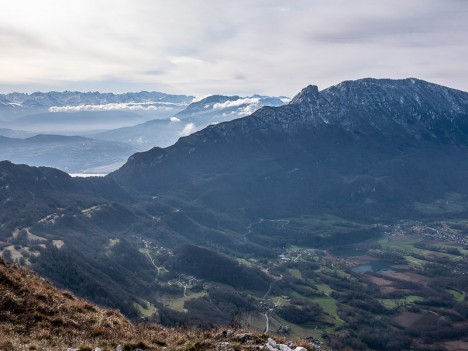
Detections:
[0, 256, 311, 351]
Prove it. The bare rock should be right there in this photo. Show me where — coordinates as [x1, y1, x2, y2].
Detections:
[235, 333, 254, 342]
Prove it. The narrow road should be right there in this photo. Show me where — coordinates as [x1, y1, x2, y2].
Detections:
[264, 312, 270, 334]
[245, 218, 290, 241]
[261, 274, 284, 333]
[143, 241, 163, 276]
[263, 281, 274, 300]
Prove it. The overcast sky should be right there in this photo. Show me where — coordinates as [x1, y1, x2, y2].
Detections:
[1, 0, 467, 96]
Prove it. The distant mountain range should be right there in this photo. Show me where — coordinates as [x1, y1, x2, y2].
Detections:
[0, 91, 194, 135]
[0, 90, 287, 136]
[0, 92, 288, 172]
[0, 91, 194, 121]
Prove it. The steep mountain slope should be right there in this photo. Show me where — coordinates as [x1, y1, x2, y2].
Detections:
[111, 78, 468, 221]
[0, 256, 133, 349]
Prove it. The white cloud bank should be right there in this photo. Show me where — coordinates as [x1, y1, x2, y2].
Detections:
[213, 97, 260, 110]
[0, 1, 467, 96]
[179, 123, 197, 136]
[49, 103, 174, 112]
[237, 104, 259, 116]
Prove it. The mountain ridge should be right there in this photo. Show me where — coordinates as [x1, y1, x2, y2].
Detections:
[110, 78, 468, 221]
[122, 77, 468, 160]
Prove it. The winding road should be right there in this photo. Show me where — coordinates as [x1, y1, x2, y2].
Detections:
[261, 273, 283, 334]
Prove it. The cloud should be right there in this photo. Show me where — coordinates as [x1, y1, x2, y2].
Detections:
[213, 97, 260, 110]
[179, 122, 197, 137]
[237, 104, 259, 116]
[170, 116, 181, 122]
[169, 56, 204, 65]
[48, 103, 175, 112]
[0, 0, 467, 96]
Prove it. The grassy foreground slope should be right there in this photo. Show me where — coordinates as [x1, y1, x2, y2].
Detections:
[0, 256, 312, 351]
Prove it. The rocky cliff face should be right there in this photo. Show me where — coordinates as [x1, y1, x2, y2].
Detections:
[289, 78, 468, 142]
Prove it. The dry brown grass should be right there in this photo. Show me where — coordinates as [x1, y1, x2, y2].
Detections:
[0, 257, 311, 351]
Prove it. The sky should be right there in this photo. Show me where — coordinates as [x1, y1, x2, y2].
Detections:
[1, 0, 467, 97]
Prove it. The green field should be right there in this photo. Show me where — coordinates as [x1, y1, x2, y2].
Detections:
[163, 292, 207, 313]
[316, 283, 333, 296]
[379, 296, 423, 310]
[134, 300, 157, 317]
[447, 289, 464, 302]
[311, 297, 344, 325]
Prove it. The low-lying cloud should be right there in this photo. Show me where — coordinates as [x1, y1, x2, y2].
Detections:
[49, 103, 175, 112]
[213, 97, 260, 110]
[237, 104, 259, 116]
[179, 122, 197, 136]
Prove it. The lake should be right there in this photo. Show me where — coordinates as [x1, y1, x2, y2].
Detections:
[352, 259, 407, 274]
